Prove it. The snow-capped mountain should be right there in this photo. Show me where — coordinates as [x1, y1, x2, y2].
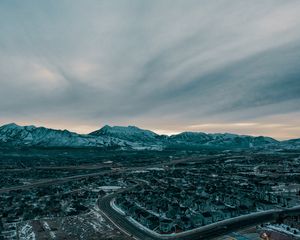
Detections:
[0, 123, 294, 150]
[280, 138, 300, 150]
[168, 132, 278, 148]
[89, 125, 164, 150]
[90, 125, 160, 142]
[0, 123, 127, 148]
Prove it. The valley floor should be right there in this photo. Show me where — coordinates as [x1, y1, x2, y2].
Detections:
[0, 148, 299, 240]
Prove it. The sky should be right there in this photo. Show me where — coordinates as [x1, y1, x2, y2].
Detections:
[0, 0, 300, 140]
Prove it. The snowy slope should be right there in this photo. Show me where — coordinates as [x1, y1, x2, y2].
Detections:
[89, 125, 160, 142]
[89, 125, 164, 150]
[168, 131, 278, 148]
[0, 123, 126, 148]
[0, 123, 291, 150]
[280, 138, 300, 149]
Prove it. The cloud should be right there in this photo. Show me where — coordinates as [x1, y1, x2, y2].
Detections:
[0, 0, 300, 139]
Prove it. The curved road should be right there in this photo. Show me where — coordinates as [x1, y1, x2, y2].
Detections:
[98, 192, 300, 240]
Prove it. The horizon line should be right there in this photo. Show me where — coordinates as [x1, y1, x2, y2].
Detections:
[0, 122, 298, 142]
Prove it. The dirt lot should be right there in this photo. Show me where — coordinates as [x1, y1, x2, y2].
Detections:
[17, 209, 131, 240]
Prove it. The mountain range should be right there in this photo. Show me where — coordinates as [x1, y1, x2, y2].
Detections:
[0, 123, 298, 150]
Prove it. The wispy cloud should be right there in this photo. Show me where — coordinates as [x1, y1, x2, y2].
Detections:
[0, 0, 300, 139]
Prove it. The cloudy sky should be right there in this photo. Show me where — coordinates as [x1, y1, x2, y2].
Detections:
[0, 0, 300, 139]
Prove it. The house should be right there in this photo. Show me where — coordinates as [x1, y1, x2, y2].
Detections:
[179, 206, 190, 216]
[139, 210, 151, 225]
[166, 208, 177, 219]
[140, 214, 160, 230]
[128, 205, 140, 218]
[190, 213, 204, 227]
[242, 197, 253, 208]
[198, 202, 212, 212]
[222, 207, 233, 219]
[211, 211, 224, 222]
[148, 216, 160, 230]
[238, 205, 250, 215]
[119, 200, 134, 212]
[212, 200, 226, 210]
[178, 216, 192, 230]
[159, 219, 174, 233]
[202, 212, 213, 225]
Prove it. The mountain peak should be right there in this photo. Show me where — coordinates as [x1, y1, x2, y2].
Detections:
[99, 124, 112, 131]
[89, 125, 159, 142]
[1, 122, 20, 129]
[97, 124, 140, 131]
[0, 122, 293, 150]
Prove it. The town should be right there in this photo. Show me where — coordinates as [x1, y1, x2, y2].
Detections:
[115, 151, 300, 234]
[1, 147, 300, 239]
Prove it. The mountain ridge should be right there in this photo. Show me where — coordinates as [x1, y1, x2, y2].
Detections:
[0, 123, 296, 150]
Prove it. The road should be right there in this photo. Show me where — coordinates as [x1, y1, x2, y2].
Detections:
[98, 189, 299, 240]
[0, 156, 202, 193]
[0, 170, 113, 193]
[98, 192, 161, 240]
[3, 154, 295, 239]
